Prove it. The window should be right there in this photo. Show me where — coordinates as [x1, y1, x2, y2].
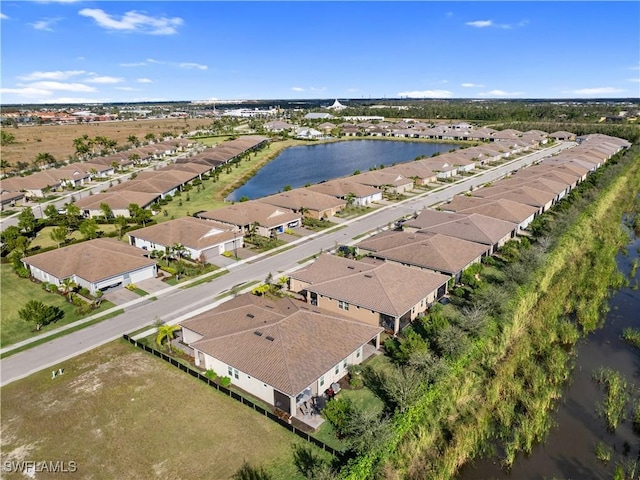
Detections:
[227, 366, 232, 376]
[356, 348, 361, 359]
[233, 369, 239, 380]
[338, 300, 349, 311]
[320, 376, 325, 387]
[335, 364, 340, 375]
[343, 359, 348, 369]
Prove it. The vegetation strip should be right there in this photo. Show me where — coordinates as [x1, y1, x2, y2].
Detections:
[339, 145, 640, 479]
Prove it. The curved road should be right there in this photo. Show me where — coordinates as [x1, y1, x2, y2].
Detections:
[0, 142, 575, 386]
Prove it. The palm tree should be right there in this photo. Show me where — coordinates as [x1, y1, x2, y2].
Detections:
[156, 323, 181, 353]
[59, 278, 77, 301]
[171, 243, 188, 262]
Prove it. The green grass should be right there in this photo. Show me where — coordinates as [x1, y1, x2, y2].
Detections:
[0, 308, 125, 359]
[157, 139, 303, 220]
[30, 224, 120, 250]
[181, 269, 229, 288]
[0, 263, 116, 347]
[0, 340, 324, 480]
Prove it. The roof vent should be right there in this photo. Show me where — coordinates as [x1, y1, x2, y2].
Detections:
[247, 313, 255, 319]
[347, 266, 355, 269]
[266, 336, 275, 342]
[253, 331, 263, 336]
[364, 274, 373, 278]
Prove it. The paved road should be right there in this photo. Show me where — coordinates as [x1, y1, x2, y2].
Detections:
[0, 142, 574, 386]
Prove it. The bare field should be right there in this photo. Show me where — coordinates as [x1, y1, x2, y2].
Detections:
[0, 340, 313, 479]
[0, 118, 214, 168]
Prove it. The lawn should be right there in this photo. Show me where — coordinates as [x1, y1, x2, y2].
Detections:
[157, 139, 304, 220]
[30, 224, 119, 250]
[0, 340, 325, 479]
[0, 263, 115, 347]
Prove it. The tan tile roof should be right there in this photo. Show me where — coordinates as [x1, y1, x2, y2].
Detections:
[23, 238, 155, 282]
[161, 162, 211, 175]
[289, 253, 379, 284]
[74, 191, 159, 210]
[441, 196, 538, 224]
[127, 217, 236, 250]
[472, 185, 556, 207]
[182, 295, 382, 396]
[198, 201, 301, 228]
[307, 179, 381, 199]
[262, 189, 346, 213]
[304, 259, 450, 317]
[350, 171, 414, 188]
[357, 230, 489, 275]
[135, 170, 195, 184]
[109, 177, 181, 195]
[495, 177, 568, 196]
[406, 209, 517, 245]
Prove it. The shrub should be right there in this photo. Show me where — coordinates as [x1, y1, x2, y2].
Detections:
[205, 369, 217, 380]
[219, 376, 231, 387]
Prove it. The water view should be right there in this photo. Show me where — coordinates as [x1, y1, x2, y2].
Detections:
[225, 140, 459, 201]
[458, 229, 640, 479]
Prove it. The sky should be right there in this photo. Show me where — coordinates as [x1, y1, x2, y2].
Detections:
[1, 1, 639, 104]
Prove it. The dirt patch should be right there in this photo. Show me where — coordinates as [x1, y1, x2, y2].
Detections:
[0, 341, 327, 479]
[1, 118, 213, 170]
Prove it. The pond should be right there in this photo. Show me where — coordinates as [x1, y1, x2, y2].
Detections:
[225, 140, 459, 201]
[458, 230, 640, 479]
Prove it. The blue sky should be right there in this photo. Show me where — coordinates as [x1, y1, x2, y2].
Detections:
[1, 1, 639, 104]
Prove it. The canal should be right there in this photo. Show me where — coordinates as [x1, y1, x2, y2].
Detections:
[459, 227, 640, 479]
[225, 139, 459, 201]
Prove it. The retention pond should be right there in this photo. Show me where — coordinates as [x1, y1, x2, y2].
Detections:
[225, 140, 459, 201]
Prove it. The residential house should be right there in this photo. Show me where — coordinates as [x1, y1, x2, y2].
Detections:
[22, 238, 157, 294]
[350, 171, 414, 195]
[307, 179, 383, 206]
[74, 191, 159, 218]
[471, 185, 556, 215]
[291, 254, 450, 333]
[128, 216, 242, 263]
[261, 189, 346, 219]
[404, 209, 518, 254]
[356, 230, 490, 281]
[197, 200, 301, 237]
[181, 294, 382, 417]
[440, 196, 538, 232]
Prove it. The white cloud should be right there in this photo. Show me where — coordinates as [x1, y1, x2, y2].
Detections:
[397, 90, 452, 98]
[137, 78, 152, 83]
[30, 18, 61, 31]
[291, 87, 305, 92]
[1, 13, 9, 20]
[628, 78, 640, 83]
[85, 76, 124, 84]
[461, 82, 484, 88]
[466, 19, 527, 29]
[347, 88, 359, 93]
[46, 97, 108, 104]
[19, 70, 86, 81]
[179, 62, 207, 70]
[478, 89, 524, 97]
[0, 86, 53, 98]
[126, 58, 208, 70]
[466, 20, 493, 28]
[26, 81, 96, 92]
[115, 87, 139, 91]
[309, 86, 327, 92]
[566, 87, 625, 95]
[78, 8, 183, 35]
